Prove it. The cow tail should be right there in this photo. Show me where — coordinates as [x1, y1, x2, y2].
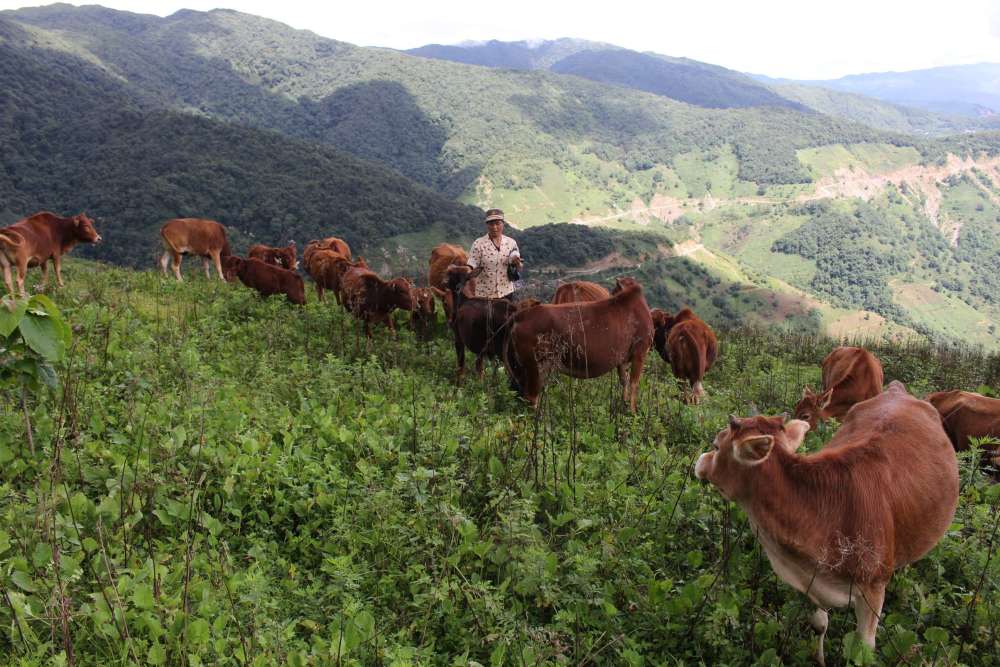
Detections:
[0, 230, 25, 251]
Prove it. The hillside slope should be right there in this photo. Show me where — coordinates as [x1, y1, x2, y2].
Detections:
[0, 17, 483, 266]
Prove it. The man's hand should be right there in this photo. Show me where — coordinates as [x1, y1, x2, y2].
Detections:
[510, 256, 524, 269]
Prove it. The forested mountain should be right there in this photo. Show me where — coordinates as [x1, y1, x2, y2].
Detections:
[0, 17, 484, 266]
[3, 4, 1000, 347]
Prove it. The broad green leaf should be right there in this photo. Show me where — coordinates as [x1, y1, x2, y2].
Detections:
[0, 297, 27, 337]
[924, 626, 949, 645]
[0, 529, 10, 554]
[10, 570, 36, 592]
[147, 643, 166, 666]
[27, 294, 70, 348]
[32, 542, 52, 568]
[18, 309, 66, 362]
[0, 443, 13, 465]
[133, 584, 154, 610]
[186, 618, 210, 646]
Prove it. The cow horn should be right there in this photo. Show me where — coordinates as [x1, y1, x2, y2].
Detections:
[728, 414, 740, 430]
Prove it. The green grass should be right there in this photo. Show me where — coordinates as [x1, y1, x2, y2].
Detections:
[796, 143, 922, 179]
[1, 260, 999, 665]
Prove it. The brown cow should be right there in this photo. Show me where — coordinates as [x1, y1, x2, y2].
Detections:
[695, 382, 958, 665]
[160, 218, 231, 282]
[650, 307, 718, 403]
[303, 237, 351, 266]
[551, 280, 610, 304]
[222, 256, 305, 305]
[340, 268, 414, 338]
[794, 346, 884, 430]
[429, 244, 475, 321]
[446, 265, 519, 382]
[309, 254, 367, 304]
[504, 277, 653, 412]
[410, 286, 436, 341]
[926, 390, 1000, 468]
[0, 211, 102, 296]
[248, 242, 298, 271]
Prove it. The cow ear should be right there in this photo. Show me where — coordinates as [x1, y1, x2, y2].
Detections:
[783, 419, 810, 452]
[818, 388, 834, 410]
[735, 435, 774, 465]
[802, 385, 814, 398]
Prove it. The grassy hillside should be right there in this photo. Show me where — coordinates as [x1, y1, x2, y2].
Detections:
[1, 261, 998, 665]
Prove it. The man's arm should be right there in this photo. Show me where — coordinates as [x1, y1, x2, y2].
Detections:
[468, 240, 484, 278]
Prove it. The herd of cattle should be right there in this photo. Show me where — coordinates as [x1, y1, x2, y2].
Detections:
[2, 210, 1000, 663]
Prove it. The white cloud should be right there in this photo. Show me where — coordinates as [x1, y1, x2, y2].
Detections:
[1, 0, 997, 78]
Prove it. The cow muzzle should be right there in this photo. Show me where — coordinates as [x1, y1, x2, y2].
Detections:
[694, 452, 712, 481]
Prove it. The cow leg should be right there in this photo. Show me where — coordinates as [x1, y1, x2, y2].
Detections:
[455, 336, 466, 384]
[810, 608, 829, 667]
[692, 380, 706, 404]
[1, 257, 13, 296]
[315, 284, 324, 302]
[202, 257, 211, 280]
[172, 252, 183, 282]
[853, 583, 885, 655]
[15, 258, 28, 297]
[53, 254, 65, 288]
[159, 251, 171, 276]
[212, 251, 225, 281]
[627, 352, 646, 413]
[476, 353, 485, 378]
[38, 260, 49, 289]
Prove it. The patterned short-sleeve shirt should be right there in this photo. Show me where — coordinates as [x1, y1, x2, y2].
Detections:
[468, 234, 520, 298]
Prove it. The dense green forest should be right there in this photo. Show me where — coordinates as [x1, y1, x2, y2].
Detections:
[1, 263, 998, 665]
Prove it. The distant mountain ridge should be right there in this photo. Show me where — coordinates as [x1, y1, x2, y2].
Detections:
[405, 38, 803, 110]
[753, 63, 1000, 118]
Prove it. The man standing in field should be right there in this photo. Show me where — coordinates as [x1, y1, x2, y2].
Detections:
[468, 208, 523, 299]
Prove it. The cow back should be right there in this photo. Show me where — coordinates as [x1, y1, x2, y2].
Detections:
[161, 218, 230, 257]
[552, 281, 611, 304]
[429, 244, 469, 290]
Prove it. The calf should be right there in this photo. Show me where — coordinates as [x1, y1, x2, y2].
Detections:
[222, 256, 305, 305]
[306, 251, 365, 303]
[794, 346, 883, 430]
[409, 286, 436, 341]
[303, 237, 351, 267]
[695, 382, 958, 666]
[551, 280, 610, 304]
[160, 218, 231, 282]
[446, 265, 518, 382]
[429, 244, 475, 322]
[651, 307, 718, 403]
[248, 242, 298, 271]
[0, 211, 102, 296]
[340, 267, 414, 338]
[505, 277, 653, 412]
[926, 389, 1000, 469]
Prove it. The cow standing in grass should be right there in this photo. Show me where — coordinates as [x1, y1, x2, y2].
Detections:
[505, 277, 653, 412]
[794, 346, 884, 429]
[696, 382, 958, 666]
[650, 307, 717, 403]
[0, 211, 102, 296]
[160, 218, 231, 282]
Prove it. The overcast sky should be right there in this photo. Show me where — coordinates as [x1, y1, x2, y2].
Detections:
[2, 0, 998, 79]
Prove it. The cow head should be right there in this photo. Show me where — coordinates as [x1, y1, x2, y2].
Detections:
[650, 308, 675, 362]
[221, 255, 244, 282]
[279, 244, 298, 271]
[794, 386, 834, 430]
[695, 415, 810, 500]
[388, 277, 415, 310]
[515, 297, 542, 312]
[446, 264, 473, 294]
[73, 214, 102, 243]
